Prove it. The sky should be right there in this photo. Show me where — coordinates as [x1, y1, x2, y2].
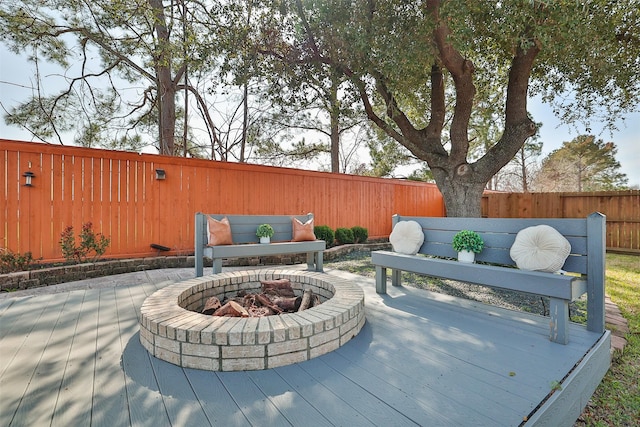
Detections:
[1, 45, 639, 188]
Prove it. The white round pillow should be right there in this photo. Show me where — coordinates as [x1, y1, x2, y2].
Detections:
[509, 225, 571, 272]
[389, 221, 424, 255]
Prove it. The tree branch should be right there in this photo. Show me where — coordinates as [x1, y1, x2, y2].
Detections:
[428, 0, 475, 163]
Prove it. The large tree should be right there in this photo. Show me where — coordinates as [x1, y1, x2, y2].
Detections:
[253, 66, 365, 172]
[535, 135, 628, 192]
[250, 0, 639, 216]
[0, 0, 224, 155]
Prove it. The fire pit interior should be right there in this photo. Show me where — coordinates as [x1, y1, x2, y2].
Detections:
[139, 269, 365, 371]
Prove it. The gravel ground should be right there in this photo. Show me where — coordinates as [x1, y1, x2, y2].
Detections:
[326, 250, 588, 323]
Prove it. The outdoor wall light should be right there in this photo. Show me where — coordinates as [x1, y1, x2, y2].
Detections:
[155, 169, 166, 180]
[23, 171, 35, 187]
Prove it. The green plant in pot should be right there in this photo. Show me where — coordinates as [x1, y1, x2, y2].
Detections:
[256, 224, 274, 244]
[452, 230, 484, 263]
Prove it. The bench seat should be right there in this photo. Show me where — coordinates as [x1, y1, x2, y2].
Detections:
[372, 251, 587, 300]
[202, 240, 325, 275]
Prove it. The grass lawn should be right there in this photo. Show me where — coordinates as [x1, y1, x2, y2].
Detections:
[576, 253, 640, 426]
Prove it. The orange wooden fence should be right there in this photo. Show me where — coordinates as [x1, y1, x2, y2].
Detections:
[482, 191, 640, 253]
[1, 139, 445, 262]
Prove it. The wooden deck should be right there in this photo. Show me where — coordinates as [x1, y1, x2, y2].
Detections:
[0, 267, 610, 426]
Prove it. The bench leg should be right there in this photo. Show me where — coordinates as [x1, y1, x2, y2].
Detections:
[375, 265, 387, 294]
[307, 251, 323, 272]
[195, 257, 204, 277]
[212, 259, 223, 274]
[549, 298, 569, 344]
[391, 269, 402, 287]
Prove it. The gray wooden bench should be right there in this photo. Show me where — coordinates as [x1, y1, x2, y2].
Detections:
[372, 213, 606, 344]
[194, 213, 326, 277]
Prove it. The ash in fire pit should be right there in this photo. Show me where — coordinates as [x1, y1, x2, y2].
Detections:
[139, 269, 365, 371]
[201, 278, 322, 317]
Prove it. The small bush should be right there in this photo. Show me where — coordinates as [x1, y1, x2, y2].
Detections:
[60, 222, 111, 263]
[335, 227, 355, 245]
[314, 225, 335, 246]
[351, 226, 368, 243]
[0, 249, 34, 274]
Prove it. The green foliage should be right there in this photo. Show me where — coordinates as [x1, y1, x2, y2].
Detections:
[351, 226, 368, 244]
[452, 230, 484, 254]
[334, 227, 355, 245]
[536, 135, 628, 192]
[364, 129, 413, 177]
[314, 225, 335, 246]
[59, 222, 110, 263]
[494, 133, 543, 192]
[256, 224, 275, 238]
[406, 165, 436, 183]
[0, 0, 222, 156]
[248, 0, 639, 216]
[0, 249, 34, 274]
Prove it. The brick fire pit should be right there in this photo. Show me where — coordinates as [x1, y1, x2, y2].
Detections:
[139, 269, 365, 371]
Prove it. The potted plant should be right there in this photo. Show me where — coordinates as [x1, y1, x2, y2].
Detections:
[452, 230, 484, 263]
[256, 224, 274, 244]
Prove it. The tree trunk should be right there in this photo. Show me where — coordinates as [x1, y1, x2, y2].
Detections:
[329, 81, 340, 173]
[520, 148, 529, 192]
[434, 174, 486, 217]
[150, 0, 176, 155]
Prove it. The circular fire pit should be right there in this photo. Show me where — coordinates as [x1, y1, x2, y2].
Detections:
[139, 269, 365, 371]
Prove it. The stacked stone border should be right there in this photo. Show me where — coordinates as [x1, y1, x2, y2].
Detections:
[1, 242, 390, 292]
[139, 269, 365, 371]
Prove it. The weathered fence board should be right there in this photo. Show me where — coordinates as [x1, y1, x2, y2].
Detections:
[483, 191, 640, 253]
[1, 139, 444, 261]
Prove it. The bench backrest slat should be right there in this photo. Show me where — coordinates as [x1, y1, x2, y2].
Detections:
[197, 213, 314, 245]
[393, 215, 594, 275]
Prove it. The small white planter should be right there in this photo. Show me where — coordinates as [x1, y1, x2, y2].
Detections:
[259, 236, 271, 244]
[457, 250, 475, 263]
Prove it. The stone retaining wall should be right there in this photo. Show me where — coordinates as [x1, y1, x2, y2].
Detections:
[0, 242, 390, 292]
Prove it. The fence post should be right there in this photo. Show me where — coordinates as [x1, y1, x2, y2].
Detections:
[586, 212, 606, 334]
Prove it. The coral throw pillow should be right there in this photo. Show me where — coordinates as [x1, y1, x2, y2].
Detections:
[509, 225, 571, 272]
[389, 221, 424, 255]
[206, 216, 233, 246]
[292, 218, 316, 241]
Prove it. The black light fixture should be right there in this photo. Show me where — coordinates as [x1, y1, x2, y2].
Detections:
[23, 171, 35, 187]
[155, 169, 166, 180]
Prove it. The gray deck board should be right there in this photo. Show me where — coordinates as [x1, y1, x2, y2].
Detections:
[0, 267, 609, 426]
[149, 354, 212, 426]
[272, 363, 377, 426]
[245, 368, 334, 427]
[217, 371, 294, 426]
[50, 290, 100, 427]
[9, 291, 84, 425]
[184, 369, 252, 426]
[91, 288, 131, 427]
[1, 293, 70, 426]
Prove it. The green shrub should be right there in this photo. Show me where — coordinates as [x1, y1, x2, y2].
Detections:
[60, 222, 111, 263]
[0, 249, 34, 274]
[351, 226, 368, 243]
[314, 225, 335, 246]
[335, 227, 355, 245]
